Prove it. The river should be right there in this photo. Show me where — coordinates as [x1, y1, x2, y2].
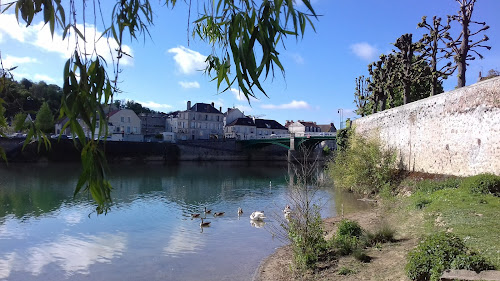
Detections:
[0, 162, 371, 280]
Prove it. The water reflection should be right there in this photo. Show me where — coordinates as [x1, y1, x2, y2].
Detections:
[0, 233, 127, 279]
[0, 162, 372, 281]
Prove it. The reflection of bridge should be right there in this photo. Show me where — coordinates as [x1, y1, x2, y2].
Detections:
[238, 132, 336, 150]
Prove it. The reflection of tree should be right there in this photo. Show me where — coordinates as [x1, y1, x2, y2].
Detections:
[0, 163, 288, 218]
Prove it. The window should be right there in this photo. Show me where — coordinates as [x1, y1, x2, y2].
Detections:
[127, 127, 130, 133]
[121, 117, 124, 122]
[134, 127, 138, 133]
[205, 115, 208, 120]
[128, 117, 131, 123]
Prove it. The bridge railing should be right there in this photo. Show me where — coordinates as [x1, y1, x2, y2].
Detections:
[251, 132, 336, 140]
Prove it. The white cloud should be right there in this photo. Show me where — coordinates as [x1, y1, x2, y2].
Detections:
[2, 55, 38, 68]
[261, 100, 311, 110]
[178, 81, 200, 89]
[350, 42, 379, 61]
[229, 88, 260, 103]
[0, 13, 134, 66]
[136, 100, 173, 111]
[289, 53, 305, 64]
[167, 46, 207, 75]
[34, 74, 56, 82]
[0, 14, 29, 42]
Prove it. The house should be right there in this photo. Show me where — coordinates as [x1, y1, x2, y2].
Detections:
[106, 109, 142, 141]
[171, 101, 224, 140]
[255, 119, 288, 138]
[54, 117, 92, 137]
[224, 107, 246, 127]
[224, 117, 256, 139]
[286, 120, 321, 136]
[317, 123, 337, 133]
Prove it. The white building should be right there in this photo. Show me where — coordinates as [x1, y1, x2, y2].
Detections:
[171, 101, 224, 140]
[286, 120, 321, 136]
[224, 117, 256, 139]
[105, 109, 142, 141]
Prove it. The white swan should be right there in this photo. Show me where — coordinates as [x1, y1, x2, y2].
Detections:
[250, 211, 266, 221]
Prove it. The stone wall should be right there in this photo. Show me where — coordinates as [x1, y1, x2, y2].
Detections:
[353, 77, 500, 177]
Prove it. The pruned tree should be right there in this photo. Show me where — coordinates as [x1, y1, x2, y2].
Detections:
[418, 16, 454, 96]
[353, 75, 371, 117]
[444, 0, 490, 88]
[393, 34, 429, 104]
[367, 54, 397, 113]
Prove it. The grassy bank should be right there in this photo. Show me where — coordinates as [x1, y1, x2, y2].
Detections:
[395, 177, 500, 268]
[327, 129, 499, 280]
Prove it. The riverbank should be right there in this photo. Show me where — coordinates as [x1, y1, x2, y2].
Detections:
[255, 172, 500, 280]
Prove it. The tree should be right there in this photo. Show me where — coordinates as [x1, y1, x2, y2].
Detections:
[13, 112, 29, 132]
[393, 34, 429, 105]
[0, 0, 319, 214]
[367, 54, 397, 113]
[353, 75, 371, 117]
[444, 0, 490, 88]
[35, 102, 54, 133]
[418, 16, 454, 96]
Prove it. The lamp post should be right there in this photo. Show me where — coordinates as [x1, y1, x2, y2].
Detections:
[337, 108, 344, 129]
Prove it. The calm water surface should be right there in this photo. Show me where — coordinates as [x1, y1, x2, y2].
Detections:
[0, 162, 371, 281]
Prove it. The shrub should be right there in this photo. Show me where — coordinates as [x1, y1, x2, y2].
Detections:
[332, 234, 359, 256]
[450, 254, 494, 272]
[337, 266, 356, 275]
[337, 219, 363, 238]
[364, 224, 396, 246]
[328, 131, 396, 194]
[415, 178, 462, 193]
[460, 173, 500, 196]
[414, 197, 432, 209]
[405, 232, 494, 281]
[322, 145, 331, 156]
[288, 204, 327, 270]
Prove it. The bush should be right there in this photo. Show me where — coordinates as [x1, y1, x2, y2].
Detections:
[450, 254, 494, 272]
[364, 224, 396, 246]
[353, 248, 371, 263]
[460, 173, 500, 196]
[332, 234, 359, 256]
[415, 178, 461, 193]
[288, 205, 327, 270]
[414, 197, 432, 209]
[406, 232, 493, 281]
[337, 219, 363, 238]
[328, 131, 396, 194]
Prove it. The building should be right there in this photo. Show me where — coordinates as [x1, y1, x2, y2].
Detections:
[106, 109, 142, 141]
[224, 107, 246, 127]
[286, 120, 321, 136]
[172, 101, 224, 140]
[317, 123, 337, 133]
[224, 117, 256, 139]
[139, 113, 167, 141]
[255, 119, 288, 138]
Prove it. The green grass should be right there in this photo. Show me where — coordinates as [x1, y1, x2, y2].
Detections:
[409, 187, 500, 268]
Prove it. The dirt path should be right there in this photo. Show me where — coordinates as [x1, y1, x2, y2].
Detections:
[254, 207, 417, 281]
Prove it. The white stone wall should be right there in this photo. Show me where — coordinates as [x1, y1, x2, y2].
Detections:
[353, 77, 500, 177]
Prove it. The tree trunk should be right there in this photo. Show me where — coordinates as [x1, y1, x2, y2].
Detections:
[457, 2, 470, 88]
[403, 80, 411, 104]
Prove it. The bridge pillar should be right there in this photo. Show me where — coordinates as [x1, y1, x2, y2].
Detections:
[289, 133, 295, 151]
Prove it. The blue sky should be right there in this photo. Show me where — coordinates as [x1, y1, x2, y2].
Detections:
[1, 0, 499, 128]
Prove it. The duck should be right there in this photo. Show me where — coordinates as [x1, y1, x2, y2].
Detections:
[204, 207, 212, 214]
[200, 218, 211, 227]
[238, 207, 243, 215]
[250, 211, 266, 221]
[191, 213, 201, 218]
[214, 212, 225, 217]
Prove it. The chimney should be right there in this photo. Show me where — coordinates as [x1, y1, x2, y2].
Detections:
[187, 101, 191, 110]
[211, 102, 215, 107]
[219, 106, 222, 112]
[330, 123, 334, 127]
